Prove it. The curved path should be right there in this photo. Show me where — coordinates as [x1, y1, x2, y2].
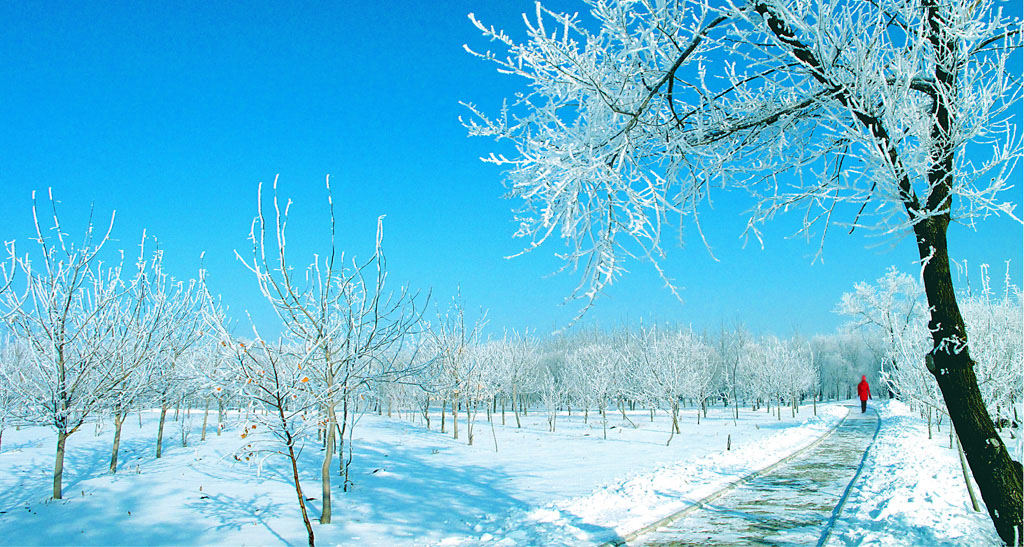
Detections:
[624, 405, 879, 547]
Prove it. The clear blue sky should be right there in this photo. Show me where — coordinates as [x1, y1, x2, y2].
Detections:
[1, 0, 1021, 338]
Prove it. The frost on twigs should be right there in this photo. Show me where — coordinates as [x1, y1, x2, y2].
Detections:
[217, 175, 428, 531]
[464, 0, 1022, 318]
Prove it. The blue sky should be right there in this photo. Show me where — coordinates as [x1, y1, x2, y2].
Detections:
[1, 0, 1021, 338]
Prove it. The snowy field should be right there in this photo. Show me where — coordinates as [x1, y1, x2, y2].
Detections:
[0, 400, 1011, 546]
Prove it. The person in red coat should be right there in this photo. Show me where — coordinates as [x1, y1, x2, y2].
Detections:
[857, 375, 871, 413]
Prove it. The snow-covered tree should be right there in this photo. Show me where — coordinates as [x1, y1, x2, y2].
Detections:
[238, 177, 425, 524]
[0, 339, 29, 452]
[484, 331, 538, 428]
[428, 296, 486, 445]
[465, 0, 1023, 537]
[0, 190, 127, 499]
[566, 340, 623, 440]
[103, 255, 162, 473]
[811, 332, 867, 403]
[211, 322, 320, 547]
[837, 266, 927, 400]
[959, 263, 1024, 431]
[629, 326, 715, 444]
[715, 324, 750, 423]
[144, 259, 205, 460]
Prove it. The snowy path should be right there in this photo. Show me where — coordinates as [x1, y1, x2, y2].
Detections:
[625, 405, 878, 547]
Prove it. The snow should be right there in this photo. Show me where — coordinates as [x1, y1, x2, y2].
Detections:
[827, 400, 1006, 546]
[0, 400, 1010, 546]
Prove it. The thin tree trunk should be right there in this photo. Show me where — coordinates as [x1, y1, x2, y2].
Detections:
[732, 380, 739, 425]
[440, 399, 447, 433]
[289, 440, 315, 547]
[274, 398, 315, 547]
[110, 412, 124, 473]
[156, 403, 168, 458]
[320, 402, 335, 524]
[667, 402, 679, 446]
[956, 432, 981, 512]
[53, 430, 68, 499]
[465, 398, 474, 446]
[201, 398, 210, 442]
[217, 398, 224, 436]
[490, 410, 499, 452]
[928, 407, 933, 440]
[512, 387, 521, 428]
[338, 391, 349, 486]
[619, 399, 636, 428]
[452, 399, 459, 440]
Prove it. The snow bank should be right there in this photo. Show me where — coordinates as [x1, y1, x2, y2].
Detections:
[828, 400, 1003, 546]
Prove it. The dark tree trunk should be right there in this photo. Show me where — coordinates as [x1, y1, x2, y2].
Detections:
[915, 218, 1023, 544]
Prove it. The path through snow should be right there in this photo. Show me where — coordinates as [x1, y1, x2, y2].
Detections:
[627, 404, 876, 546]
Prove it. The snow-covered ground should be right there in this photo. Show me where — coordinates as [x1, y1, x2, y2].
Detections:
[828, 400, 1009, 547]
[0, 402, 842, 546]
[0, 400, 1011, 546]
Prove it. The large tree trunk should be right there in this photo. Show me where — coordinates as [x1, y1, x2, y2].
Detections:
[53, 429, 68, 499]
[110, 412, 124, 473]
[915, 218, 1022, 544]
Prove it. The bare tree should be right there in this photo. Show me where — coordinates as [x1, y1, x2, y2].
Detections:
[427, 295, 487, 445]
[465, 0, 1022, 539]
[237, 176, 425, 525]
[0, 190, 127, 499]
[203, 290, 320, 547]
[105, 237, 169, 473]
[145, 257, 205, 460]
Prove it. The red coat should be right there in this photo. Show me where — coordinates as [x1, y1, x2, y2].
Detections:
[858, 379, 871, 401]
